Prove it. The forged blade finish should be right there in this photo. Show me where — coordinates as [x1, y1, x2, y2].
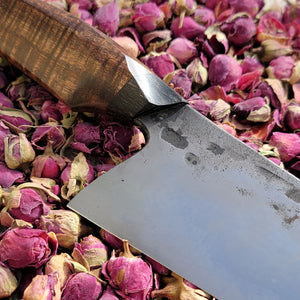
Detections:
[68, 105, 300, 300]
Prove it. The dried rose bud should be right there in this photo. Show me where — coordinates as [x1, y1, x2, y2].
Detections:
[32, 142, 67, 180]
[171, 16, 205, 40]
[70, 3, 93, 25]
[252, 81, 281, 109]
[99, 285, 119, 300]
[61, 273, 102, 300]
[169, 0, 196, 28]
[167, 37, 197, 65]
[0, 107, 33, 133]
[72, 235, 108, 269]
[209, 99, 231, 122]
[41, 100, 63, 123]
[6, 75, 30, 101]
[204, 25, 229, 55]
[186, 58, 208, 88]
[0, 92, 14, 108]
[229, 0, 261, 17]
[285, 102, 300, 131]
[241, 57, 264, 75]
[0, 262, 18, 298]
[0, 227, 57, 269]
[269, 132, 300, 162]
[151, 272, 209, 300]
[112, 36, 140, 57]
[102, 240, 153, 300]
[74, 122, 101, 145]
[31, 121, 65, 151]
[142, 29, 171, 52]
[0, 161, 24, 188]
[141, 52, 175, 79]
[22, 272, 61, 300]
[119, 7, 135, 27]
[45, 253, 73, 288]
[93, 0, 119, 36]
[60, 153, 94, 200]
[188, 97, 216, 116]
[132, 2, 165, 32]
[266, 56, 295, 80]
[94, 163, 115, 177]
[118, 27, 145, 53]
[4, 133, 35, 170]
[260, 39, 293, 63]
[164, 69, 192, 99]
[208, 54, 242, 92]
[37, 209, 83, 249]
[220, 15, 256, 48]
[193, 6, 215, 27]
[0, 187, 50, 227]
[99, 228, 123, 249]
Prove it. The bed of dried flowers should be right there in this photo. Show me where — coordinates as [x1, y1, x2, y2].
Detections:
[0, 0, 299, 299]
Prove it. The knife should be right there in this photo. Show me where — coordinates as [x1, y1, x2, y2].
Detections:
[1, 1, 300, 299]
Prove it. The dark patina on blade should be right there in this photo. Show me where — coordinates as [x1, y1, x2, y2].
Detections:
[69, 104, 300, 300]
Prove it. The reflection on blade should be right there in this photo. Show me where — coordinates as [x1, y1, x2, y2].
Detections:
[68, 105, 300, 300]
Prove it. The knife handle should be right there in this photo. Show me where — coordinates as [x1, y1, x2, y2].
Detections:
[0, 0, 182, 118]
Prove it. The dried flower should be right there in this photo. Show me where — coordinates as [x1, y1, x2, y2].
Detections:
[99, 285, 119, 300]
[167, 37, 197, 65]
[99, 228, 123, 249]
[22, 272, 61, 300]
[142, 30, 171, 52]
[0, 92, 14, 108]
[41, 100, 63, 123]
[61, 273, 103, 300]
[171, 16, 205, 40]
[132, 2, 165, 32]
[186, 58, 208, 89]
[285, 102, 300, 131]
[102, 240, 153, 300]
[229, 0, 261, 18]
[0, 162, 24, 188]
[112, 36, 140, 57]
[193, 6, 215, 27]
[266, 56, 295, 80]
[4, 133, 35, 170]
[118, 27, 145, 53]
[0, 227, 57, 269]
[93, 0, 119, 36]
[259, 39, 292, 63]
[169, 0, 197, 28]
[0, 262, 18, 298]
[208, 54, 242, 91]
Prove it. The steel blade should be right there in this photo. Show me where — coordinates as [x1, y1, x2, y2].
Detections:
[68, 104, 300, 300]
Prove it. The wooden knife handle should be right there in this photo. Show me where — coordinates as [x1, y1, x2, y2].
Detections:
[0, 0, 164, 118]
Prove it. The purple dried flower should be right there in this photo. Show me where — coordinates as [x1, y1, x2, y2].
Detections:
[164, 69, 192, 99]
[140, 52, 175, 79]
[144, 255, 170, 276]
[228, 0, 261, 17]
[267, 56, 295, 80]
[0, 227, 58, 269]
[74, 122, 101, 145]
[99, 228, 123, 249]
[241, 57, 264, 75]
[208, 54, 242, 92]
[0, 161, 24, 188]
[171, 16, 205, 40]
[132, 2, 165, 32]
[6, 75, 30, 101]
[193, 6, 215, 27]
[118, 27, 145, 53]
[167, 37, 197, 65]
[269, 132, 300, 162]
[70, 3, 93, 25]
[93, 0, 119, 36]
[41, 100, 63, 123]
[0, 92, 14, 108]
[22, 272, 61, 300]
[31, 121, 65, 151]
[204, 25, 229, 55]
[220, 15, 256, 48]
[61, 273, 102, 300]
[285, 102, 300, 131]
[142, 29, 171, 52]
[94, 163, 115, 177]
[99, 285, 119, 300]
[102, 240, 153, 300]
[0, 262, 18, 298]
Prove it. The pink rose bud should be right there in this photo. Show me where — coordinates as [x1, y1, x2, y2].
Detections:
[220, 16, 256, 48]
[41, 100, 63, 123]
[269, 132, 300, 162]
[142, 29, 171, 52]
[93, 0, 119, 36]
[167, 37, 197, 65]
[74, 122, 101, 145]
[228, 0, 261, 17]
[22, 272, 61, 300]
[140, 52, 175, 79]
[204, 25, 229, 55]
[193, 6, 215, 27]
[132, 2, 165, 32]
[28, 84, 54, 104]
[99, 285, 119, 300]
[171, 16, 205, 40]
[6, 75, 30, 101]
[169, 0, 196, 27]
[119, 7, 135, 27]
[285, 102, 300, 131]
[1, 187, 50, 226]
[260, 40, 292, 63]
[112, 36, 140, 57]
[186, 58, 208, 88]
[99, 228, 123, 249]
[0, 262, 18, 298]
[0, 227, 57, 269]
[0, 107, 33, 133]
[4, 133, 35, 170]
[94, 163, 115, 177]
[0, 92, 14, 108]
[252, 81, 280, 109]
[61, 273, 102, 300]
[37, 209, 83, 249]
[164, 69, 192, 99]
[151, 272, 209, 300]
[118, 27, 145, 53]
[233, 97, 267, 119]
[45, 253, 73, 288]
[0, 161, 24, 188]
[210, 99, 231, 122]
[267, 56, 295, 80]
[32, 142, 67, 180]
[72, 234, 108, 269]
[31, 121, 66, 151]
[208, 54, 242, 91]
[241, 57, 264, 75]
[102, 240, 153, 300]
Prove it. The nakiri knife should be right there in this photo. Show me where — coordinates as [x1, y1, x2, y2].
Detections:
[0, 0, 300, 299]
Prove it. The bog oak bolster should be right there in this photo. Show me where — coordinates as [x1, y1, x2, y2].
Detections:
[0, 0, 142, 116]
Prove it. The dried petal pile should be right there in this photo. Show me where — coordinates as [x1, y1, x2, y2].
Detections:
[0, 0, 300, 299]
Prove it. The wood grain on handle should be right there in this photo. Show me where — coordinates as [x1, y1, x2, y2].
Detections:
[0, 0, 153, 117]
